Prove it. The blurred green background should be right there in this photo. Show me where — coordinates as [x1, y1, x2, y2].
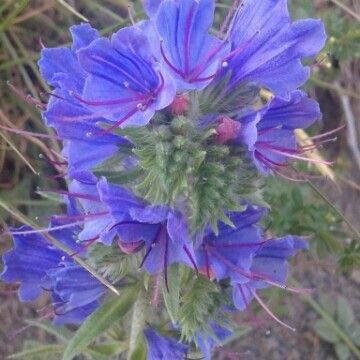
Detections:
[0, 0, 359, 359]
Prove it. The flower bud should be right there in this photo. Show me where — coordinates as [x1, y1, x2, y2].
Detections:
[169, 94, 189, 116]
[215, 116, 241, 144]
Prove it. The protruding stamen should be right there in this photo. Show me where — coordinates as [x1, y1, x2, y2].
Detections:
[8, 221, 84, 236]
[183, 244, 198, 273]
[0, 124, 60, 140]
[250, 287, 296, 332]
[7, 81, 46, 109]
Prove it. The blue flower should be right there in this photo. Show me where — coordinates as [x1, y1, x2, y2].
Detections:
[225, 0, 326, 98]
[47, 262, 105, 325]
[77, 25, 176, 128]
[144, 328, 188, 360]
[194, 204, 266, 282]
[1, 226, 63, 301]
[237, 90, 322, 174]
[196, 322, 232, 360]
[232, 236, 307, 311]
[39, 24, 129, 176]
[98, 179, 197, 283]
[146, 0, 230, 90]
[0, 222, 105, 325]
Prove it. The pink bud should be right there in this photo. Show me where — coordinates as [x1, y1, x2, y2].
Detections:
[118, 240, 144, 254]
[169, 94, 189, 116]
[216, 116, 241, 144]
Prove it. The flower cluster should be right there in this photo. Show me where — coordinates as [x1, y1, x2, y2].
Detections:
[1, 0, 327, 358]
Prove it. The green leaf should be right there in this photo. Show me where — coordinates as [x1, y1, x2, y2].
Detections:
[337, 297, 355, 330]
[88, 341, 127, 358]
[349, 324, 360, 347]
[62, 285, 139, 360]
[318, 294, 336, 318]
[25, 319, 72, 343]
[162, 264, 181, 324]
[128, 336, 146, 360]
[335, 343, 351, 360]
[314, 319, 339, 343]
[8, 345, 64, 359]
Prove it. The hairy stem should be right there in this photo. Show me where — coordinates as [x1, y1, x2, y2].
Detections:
[127, 287, 147, 360]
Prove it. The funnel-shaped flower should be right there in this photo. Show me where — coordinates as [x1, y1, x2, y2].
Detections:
[226, 0, 326, 98]
[237, 91, 322, 174]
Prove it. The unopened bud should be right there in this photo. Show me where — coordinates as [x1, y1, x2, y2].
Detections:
[169, 94, 189, 116]
[215, 116, 241, 144]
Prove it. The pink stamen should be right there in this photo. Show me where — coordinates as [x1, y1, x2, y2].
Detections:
[8, 221, 84, 236]
[220, 0, 241, 36]
[249, 287, 296, 332]
[7, 81, 46, 109]
[41, 190, 101, 202]
[310, 124, 346, 141]
[164, 232, 169, 292]
[71, 92, 145, 107]
[93, 107, 139, 135]
[224, 30, 260, 62]
[183, 244, 199, 273]
[188, 40, 229, 81]
[151, 273, 161, 307]
[69, 235, 99, 257]
[139, 226, 163, 269]
[204, 245, 212, 280]
[89, 55, 150, 94]
[206, 241, 266, 249]
[256, 143, 334, 165]
[39, 154, 67, 167]
[160, 41, 186, 77]
[0, 125, 61, 140]
[238, 284, 249, 308]
[183, 3, 196, 75]
[52, 211, 109, 222]
[189, 71, 218, 83]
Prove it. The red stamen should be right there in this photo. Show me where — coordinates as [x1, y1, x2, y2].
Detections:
[183, 244, 198, 273]
[160, 41, 186, 77]
[249, 286, 296, 331]
[41, 189, 101, 202]
[0, 125, 61, 140]
[7, 81, 46, 109]
[70, 91, 145, 107]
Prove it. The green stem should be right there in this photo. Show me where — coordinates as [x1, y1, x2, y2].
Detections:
[127, 287, 147, 360]
[303, 295, 360, 359]
[306, 180, 360, 241]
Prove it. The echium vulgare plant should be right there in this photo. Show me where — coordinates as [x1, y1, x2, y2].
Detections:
[1, 0, 329, 358]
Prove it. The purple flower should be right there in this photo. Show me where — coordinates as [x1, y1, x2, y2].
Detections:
[1, 226, 63, 301]
[225, 0, 326, 98]
[47, 262, 105, 325]
[232, 236, 308, 311]
[39, 24, 129, 176]
[146, 0, 230, 90]
[98, 179, 197, 284]
[0, 222, 105, 325]
[196, 322, 232, 360]
[237, 91, 322, 174]
[77, 25, 176, 128]
[195, 204, 266, 282]
[144, 328, 188, 360]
